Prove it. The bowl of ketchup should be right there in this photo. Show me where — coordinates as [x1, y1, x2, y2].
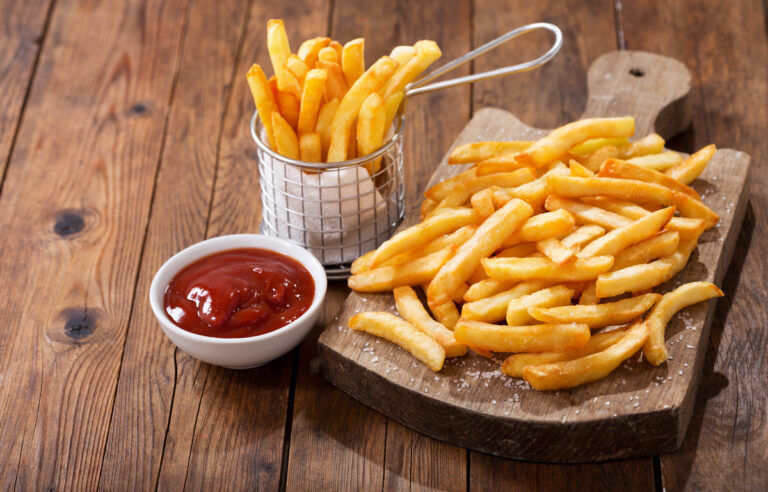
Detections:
[149, 234, 327, 369]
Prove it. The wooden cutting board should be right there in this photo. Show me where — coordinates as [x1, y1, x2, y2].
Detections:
[317, 51, 751, 462]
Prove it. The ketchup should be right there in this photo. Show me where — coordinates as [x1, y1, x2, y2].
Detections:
[164, 248, 314, 338]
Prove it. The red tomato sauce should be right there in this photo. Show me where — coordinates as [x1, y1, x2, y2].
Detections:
[164, 248, 314, 338]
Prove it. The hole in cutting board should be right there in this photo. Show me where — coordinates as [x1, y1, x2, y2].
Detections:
[629, 68, 645, 77]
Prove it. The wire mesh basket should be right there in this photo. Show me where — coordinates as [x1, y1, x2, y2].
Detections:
[251, 111, 406, 280]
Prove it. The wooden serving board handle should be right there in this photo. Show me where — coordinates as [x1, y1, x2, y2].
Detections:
[318, 51, 751, 462]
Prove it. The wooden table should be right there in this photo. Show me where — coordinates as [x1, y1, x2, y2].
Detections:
[0, 0, 764, 490]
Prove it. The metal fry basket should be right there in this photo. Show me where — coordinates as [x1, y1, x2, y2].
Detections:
[250, 22, 563, 279]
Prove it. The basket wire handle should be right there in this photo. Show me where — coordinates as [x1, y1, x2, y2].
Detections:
[404, 22, 563, 98]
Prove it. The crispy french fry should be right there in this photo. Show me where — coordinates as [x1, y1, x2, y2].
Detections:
[429, 169, 536, 216]
[536, 238, 575, 264]
[299, 132, 322, 162]
[349, 312, 445, 371]
[318, 46, 338, 63]
[246, 64, 279, 150]
[448, 141, 533, 164]
[429, 299, 461, 330]
[461, 280, 551, 323]
[501, 209, 576, 247]
[617, 133, 665, 159]
[530, 293, 661, 329]
[389, 45, 416, 66]
[474, 155, 530, 176]
[578, 206, 675, 259]
[315, 97, 339, 159]
[522, 320, 648, 390]
[483, 256, 614, 282]
[383, 91, 404, 135]
[420, 197, 438, 220]
[428, 199, 534, 306]
[492, 163, 570, 212]
[348, 247, 455, 292]
[517, 117, 635, 167]
[505, 285, 574, 326]
[297, 68, 328, 134]
[578, 282, 599, 305]
[560, 225, 606, 251]
[569, 159, 595, 177]
[424, 168, 477, 202]
[626, 151, 682, 171]
[342, 38, 365, 87]
[612, 230, 679, 270]
[357, 92, 386, 173]
[570, 137, 629, 156]
[581, 145, 619, 172]
[394, 286, 467, 357]
[267, 20, 301, 97]
[370, 207, 479, 267]
[598, 158, 700, 198]
[381, 40, 441, 99]
[470, 187, 496, 220]
[665, 144, 716, 184]
[643, 282, 723, 365]
[545, 196, 632, 230]
[297, 36, 331, 68]
[329, 40, 343, 60]
[327, 56, 398, 162]
[502, 327, 628, 378]
[455, 320, 591, 353]
[272, 84, 300, 129]
[317, 60, 348, 102]
[271, 112, 299, 159]
[377, 225, 476, 270]
[285, 54, 309, 84]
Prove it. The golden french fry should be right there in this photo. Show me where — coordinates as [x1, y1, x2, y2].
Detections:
[378, 225, 476, 271]
[617, 133, 665, 159]
[595, 238, 697, 297]
[427, 199, 534, 306]
[349, 312, 445, 371]
[536, 237, 575, 264]
[612, 230, 679, 270]
[316, 60, 348, 102]
[522, 320, 648, 390]
[299, 132, 322, 162]
[420, 197, 438, 219]
[501, 209, 576, 247]
[569, 159, 595, 177]
[578, 206, 675, 259]
[578, 282, 599, 305]
[517, 117, 635, 167]
[285, 54, 309, 84]
[329, 40, 343, 60]
[502, 327, 627, 378]
[470, 187, 496, 220]
[598, 158, 700, 199]
[271, 112, 299, 159]
[505, 285, 574, 326]
[350, 249, 376, 275]
[315, 97, 339, 159]
[429, 169, 536, 216]
[383, 91, 404, 135]
[426, 297, 461, 330]
[394, 286, 467, 357]
[560, 225, 606, 251]
[424, 168, 477, 202]
[492, 162, 570, 212]
[455, 320, 591, 353]
[389, 45, 416, 66]
[483, 255, 614, 282]
[318, 46, 338, 63]
[297, 36, 331, 68]
[357, 92, 386, 173]
[474, 155, 530, 176]
[327, 56, 398, 162]
[530, 293, 661, 329]
[381, 40, 441, 99]
[580, 145, 619, 172]
[448, 141, 533, 164]
[665, 144, 716, 184]
[267, 20, 301, 97]
[297, 68, 328, 134]
[569, 137, 630, 156]
[643, 282, 723, 365]
[461, 280, 551, 323]
[546, 175, 719, 228]
[272, 84, 300, 129]
[246, 64, 279, 149]
[626, 151, 682, 171]
[348, 247, 455, 292]
[545, 196, 632, 230]
[370, 207, 479, 267]
[342, 38, 365, 87]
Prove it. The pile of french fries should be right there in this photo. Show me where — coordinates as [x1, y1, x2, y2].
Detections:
[347, 116, 725, 391]
[246, 19, 442, 170]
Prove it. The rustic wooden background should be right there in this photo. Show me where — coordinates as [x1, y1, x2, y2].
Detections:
[0, 0, 764, 490]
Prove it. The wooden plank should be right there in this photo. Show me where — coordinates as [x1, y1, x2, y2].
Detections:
[0, 0, 193, 489]
[284, 1, 472, 489]
[97, 0, 251, 489]
[319, 51, 751, 462]
[620, 0, 768, 489]
[0, 0, 52, 186]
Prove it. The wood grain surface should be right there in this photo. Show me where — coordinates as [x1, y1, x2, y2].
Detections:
[0, 0, 764, 490]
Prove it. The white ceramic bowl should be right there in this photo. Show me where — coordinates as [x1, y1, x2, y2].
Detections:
[149, 234, 327, 369]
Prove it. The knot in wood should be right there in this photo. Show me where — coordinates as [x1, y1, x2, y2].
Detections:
[54, 210, 85, 236]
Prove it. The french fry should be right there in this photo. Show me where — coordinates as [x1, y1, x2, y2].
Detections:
[578, 206, 675, 259]
[327, 56, 398, 162]
[522, 320, 648, 390]
[483, 256, 614, 282]
[272, 84, 300, 129]
[461, 280, 551, 323]
[560, 224, 606, 251]
[595, 238, 697, 297]
[501, 209, 576, 247]
[329, 40, 343, 61]
[617, 133, 665, 159]
[580, 145, 619, 172]
[536, 237, 575, 264]
[569, 159, 595, 177]
[427, 199, 534, 306]
[271, 112, 299, 159]
[357, 92, 386, 174]
[598, 158, 700, 199]
[285, 54, 309, 85]
[429, 169, 536, 216]
[350, 312, 445, 371]
[470, 187, 497, 220]
[370, 207, 479, 267]
[578, 283, 599, 305]
[315, 97, 339, 159]
[665, 144, 716, 184]
[569, 137, 630, 156]
[317, 60, 348, 102]
[424, 168, 477, 202]
[427, 297, 461, 330]
[377, 225, 476, 271]
[626, 151, 682, 171]
[502, 327, 628, 378]
[299, 132, 322, 162]
[612, 230, 680, 270]
[505, 285, 574, 326]
[383, 91, 404, 135]
[394, 286, 467, 357]
[297, 68, 328, 134]
[348, 247, 455, 292]
[492, 163, 570, 212]
[246, 64, 279, 149]
[529, 293, 661, 328]
[381, 40, 442, 99]
[389, 45, 417, 66]
[297, 36, 331, 68]
[267, 20, 301, 97]
[643, 282, 723, 365]
[474, 155, 530, 176]
[544, 196, 632, 230]
[517, 117, 635, 167]
[420, 197, 438, 219]
[448, 141, 533, 164]
[455, 320, 591, 353]
[318, 46, 338, 63]
[342, 38, 365, 87]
